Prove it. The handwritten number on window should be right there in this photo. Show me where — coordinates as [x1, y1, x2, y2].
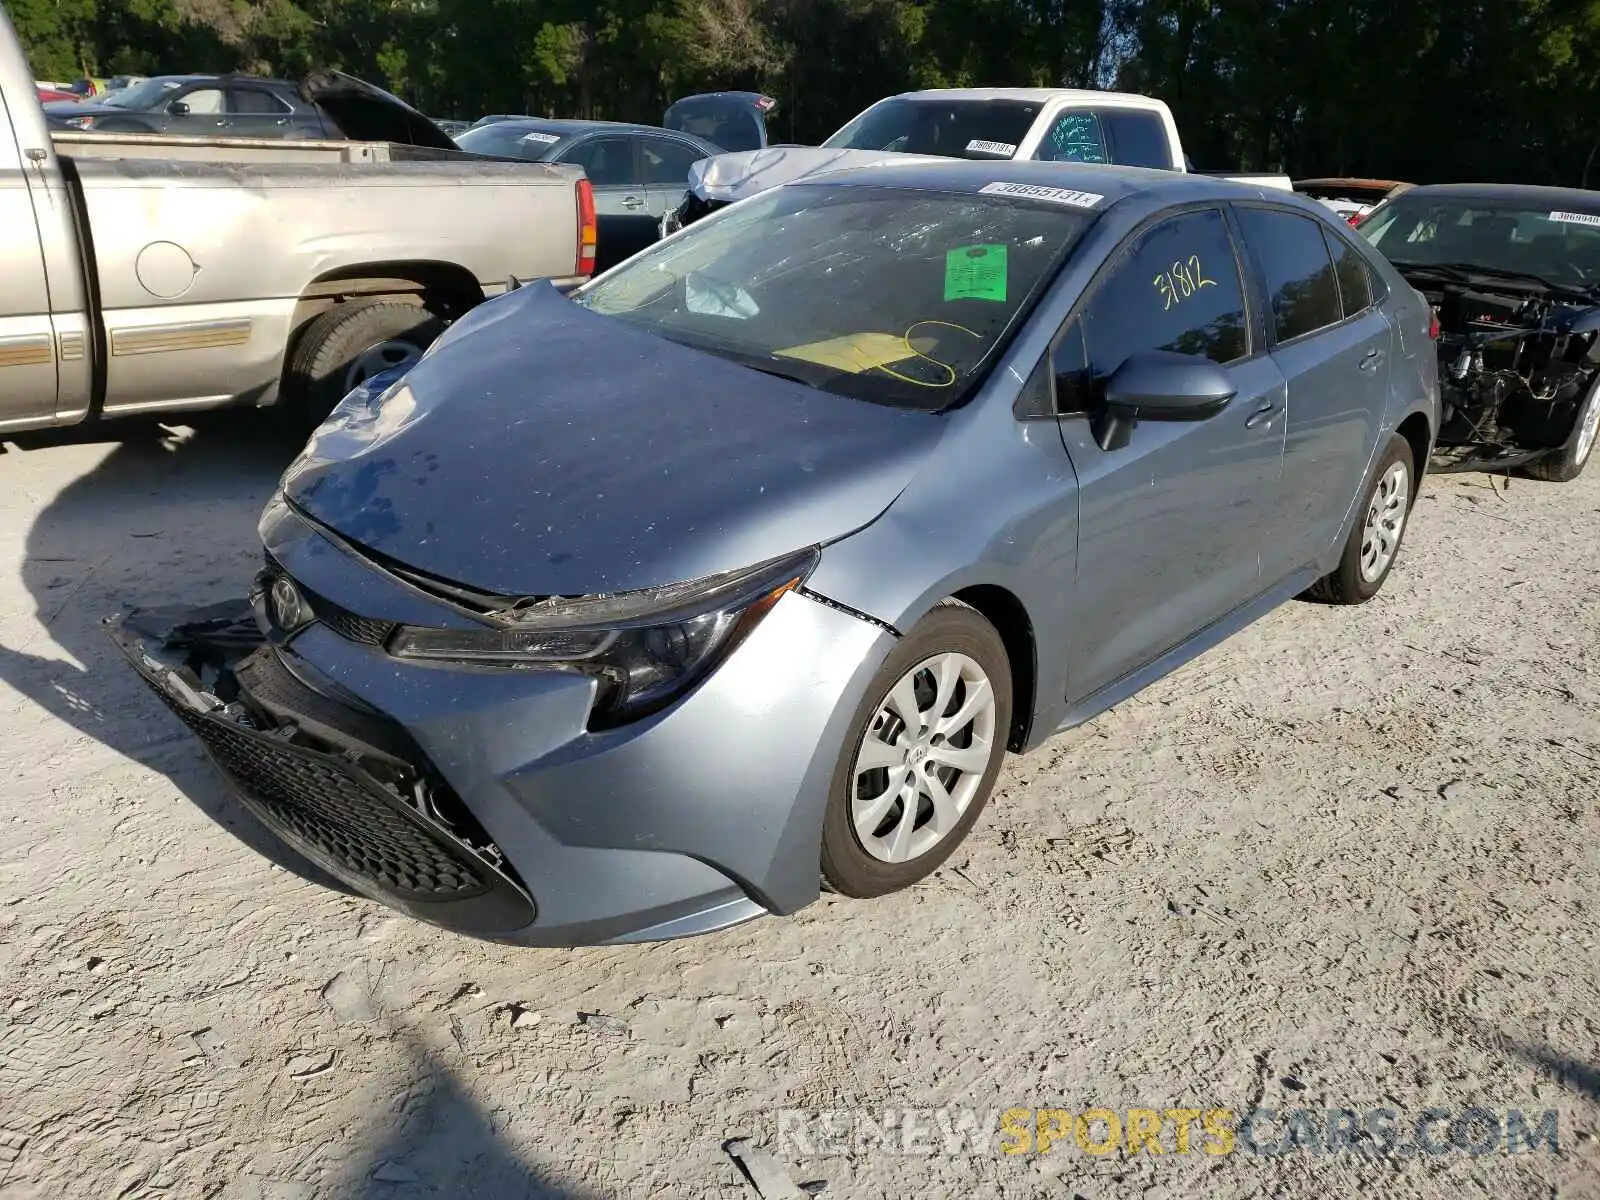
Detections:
[1153, 255, 1219, 311]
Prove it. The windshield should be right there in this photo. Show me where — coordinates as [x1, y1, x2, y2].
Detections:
[453, 122, 566, 159]
[572, 183, 1091, 411]
[665, 98, 766, 153]
[822, 98, 1040, 159]
[1361, 196, 1600, 289]
[102, 77, 185, 110]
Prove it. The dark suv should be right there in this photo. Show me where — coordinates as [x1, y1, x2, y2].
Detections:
[44, 74, 335, 139]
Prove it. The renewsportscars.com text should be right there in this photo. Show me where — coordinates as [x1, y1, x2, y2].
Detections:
[776, 1105, 1560, 1159]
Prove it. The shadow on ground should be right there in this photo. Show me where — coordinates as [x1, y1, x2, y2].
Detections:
[0, 412, 347, 889]
[326, 1030, 603, 1200]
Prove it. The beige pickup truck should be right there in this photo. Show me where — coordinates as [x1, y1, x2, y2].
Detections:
[0, 7, 594, 435]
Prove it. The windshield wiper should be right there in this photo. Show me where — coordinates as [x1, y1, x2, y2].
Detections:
[1393, 259, 1591, 299]
[739, 361, 824, 388]
[673, 339, 829, 389]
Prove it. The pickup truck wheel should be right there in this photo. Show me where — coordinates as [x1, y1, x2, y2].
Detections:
[286, 299, 444, 428]
[1306, 433, 1414, 605]
[1523, 379, 1600, 483]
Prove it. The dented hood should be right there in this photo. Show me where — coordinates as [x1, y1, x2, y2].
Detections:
[685, 146, 937, 203]
[279, 283, 945, 598]
[298, 69, 460, 150]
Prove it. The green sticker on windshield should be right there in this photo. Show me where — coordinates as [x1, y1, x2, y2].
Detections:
[945, 244, 1008, 302]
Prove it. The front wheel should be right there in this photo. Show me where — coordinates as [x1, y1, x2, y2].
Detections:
[283, 298, 445, 429]
[1306, 433, 1415, 605]
[1524, 379, 1600, 483]
[821, 601, 1012, 898]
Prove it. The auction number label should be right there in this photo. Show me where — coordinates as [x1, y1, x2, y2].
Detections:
[1154, 256, 1218, 310]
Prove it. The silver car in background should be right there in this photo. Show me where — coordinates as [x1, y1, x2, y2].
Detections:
[110, 161, 1439, 946]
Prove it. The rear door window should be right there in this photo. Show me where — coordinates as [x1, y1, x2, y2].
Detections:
[640, 137, 707, 185]
[1236, 208, 1344, 342]
[230, 87, 292, 115]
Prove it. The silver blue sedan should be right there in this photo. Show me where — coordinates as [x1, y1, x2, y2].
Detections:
[110, 161, 1439, 946]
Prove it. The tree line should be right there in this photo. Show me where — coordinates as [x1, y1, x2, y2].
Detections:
[12, 0, 1600, 187]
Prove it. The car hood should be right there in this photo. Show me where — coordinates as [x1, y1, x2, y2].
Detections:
[44, 99, 121, 117]
[297, 69, 460, 150]
[685, 146, 937, 203]
[279, 282, 945, 598]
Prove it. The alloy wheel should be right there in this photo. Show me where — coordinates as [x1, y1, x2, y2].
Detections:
[1359, 460, 1409, 583]
[850, 652, 999, 864]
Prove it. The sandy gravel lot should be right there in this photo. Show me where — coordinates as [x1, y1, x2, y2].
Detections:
[0, 415, 1596, 1200]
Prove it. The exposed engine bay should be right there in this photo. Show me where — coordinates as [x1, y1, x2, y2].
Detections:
[1402, 274, 1600, 471]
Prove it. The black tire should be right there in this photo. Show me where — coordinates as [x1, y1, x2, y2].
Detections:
[821, 600, 1013, 898]
[1306, 433, 1415, 604]
[283, 299, 445, 428]
[1523, 380, 1600, 482]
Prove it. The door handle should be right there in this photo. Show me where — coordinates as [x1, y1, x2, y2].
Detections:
[621, 194, 646, 209]
[1244, 402, 1281, 430]
[1358, 348, 1385, 372]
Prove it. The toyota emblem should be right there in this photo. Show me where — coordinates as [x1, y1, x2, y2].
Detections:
[269, 575, 308, 632]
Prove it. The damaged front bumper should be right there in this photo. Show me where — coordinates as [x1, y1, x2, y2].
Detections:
[107, 600, 543, 938]
[105, 517, 893, 946]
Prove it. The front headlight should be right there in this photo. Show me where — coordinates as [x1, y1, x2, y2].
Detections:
[388, 547, 820, 726]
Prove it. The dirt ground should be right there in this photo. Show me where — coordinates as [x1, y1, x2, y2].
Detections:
[0, 414, 1595, 1200]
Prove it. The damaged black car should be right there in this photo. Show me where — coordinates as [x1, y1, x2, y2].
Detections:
[1359, 184, 1600, 480]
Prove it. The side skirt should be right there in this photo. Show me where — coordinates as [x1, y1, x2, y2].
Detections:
[1049, 566, 1324, 737]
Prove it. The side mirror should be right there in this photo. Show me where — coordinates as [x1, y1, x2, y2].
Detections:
[167, 100, 190, 116]
[1093, 351, 1237, 451]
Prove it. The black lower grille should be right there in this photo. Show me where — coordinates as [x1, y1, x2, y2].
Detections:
[116, 613, 538, 935]
[166, 696, 489, 901]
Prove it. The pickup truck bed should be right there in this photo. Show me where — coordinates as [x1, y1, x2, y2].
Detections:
[1, 7, 589, 436]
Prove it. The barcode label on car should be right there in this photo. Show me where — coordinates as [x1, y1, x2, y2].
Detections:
[1549, 210, 1600, 227]
[966, 140, 1018, 157]
[979, 182, 1105, 208]
[520, 131, 560, 144]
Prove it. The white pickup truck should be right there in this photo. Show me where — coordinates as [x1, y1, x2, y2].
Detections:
[665, 87, 1292, 232]
[0, 7, 595, 436]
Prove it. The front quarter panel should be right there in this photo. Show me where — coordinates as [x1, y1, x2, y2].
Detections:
[804, 376, 1081, 746]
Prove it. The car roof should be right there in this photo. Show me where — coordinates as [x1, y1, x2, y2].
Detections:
[888, 87, 1165, 107]
[785, 158, 1292, 209]
[140, 73, 295, 88]
[1397, 183, 1600, 211]
[473, 117, 700, 138]
[1296, 177, 1408, 190]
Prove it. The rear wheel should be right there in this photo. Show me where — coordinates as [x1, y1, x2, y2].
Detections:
[1524, 379, 1600, 482]
[821, 601, 1012, 898]
[1306, 433, 1414, 604]
[284, 299, 444, 428]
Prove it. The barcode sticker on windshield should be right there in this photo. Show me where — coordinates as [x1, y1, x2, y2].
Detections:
[520, 131, 561, 145]
[979, 181, 1104, 208]
[1549, 210, 1600, 227]
[966, 139, 1017, 157]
